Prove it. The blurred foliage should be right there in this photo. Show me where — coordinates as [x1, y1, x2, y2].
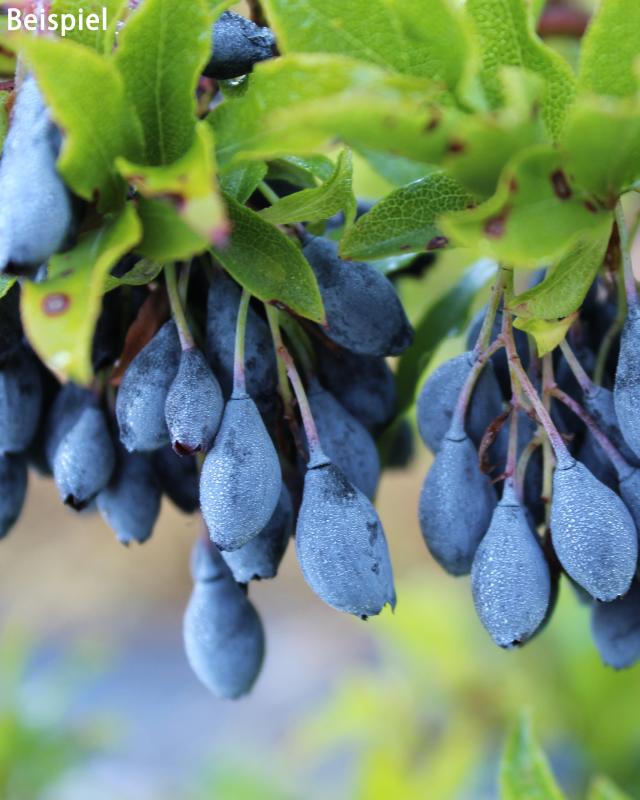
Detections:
[0, 628, 108, 800]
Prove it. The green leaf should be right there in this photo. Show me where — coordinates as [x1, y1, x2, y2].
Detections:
[465, 0, 576, 139]
[114, 0, 212, 165]
[500, 715, 566, 800]
[50, 0, 127, 53]
[578, 0, 640, 98]
[395, 258, 496, 413]
[508, 217, 613, 320]
[136, 198, 209, 261]
[0, 276, 15, 299]
[18, 35, 143, 212]
[21, 205, 142, 384]
[587, 776, 633, 800]
[513, 313, 577, 357]
[562, 94, 640, 202]
[213, 197, 324, 323]
[212, 54, 459, 169]
[440, 146, 611, 268]
[268, 156, 335, 187]
[340, 173, 473, 261]
[116, 122, 228, 244]
[103, 258, 164, 292]
[259, 149, 355, 225]
[220, 162, 268, 203]
[356, 148, 431, 188]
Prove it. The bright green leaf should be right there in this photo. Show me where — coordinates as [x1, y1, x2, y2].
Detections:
[267, 156, 336, 189]
[396, 258, 496, 413]
[578, 0, 640, 98]
[356, 148, 431, 188]
[114, 0, 212, 165]
[440, 146, 611, 268]
[136, 198, 209, 261]
[0, 276, 15, 299]
[514, 313, 577, 357]
[50, 0, 127, 53]
[500, 715, 566, 800]
[116, 122, 228, 244]
[103, 258, 164, 292]
[465, 0, 576, 139]
[18, 35, 143, 212]
[508, 217, 613, 320]
[340, 173, 473, 261]
[259, 149, 355, 225]
[21, 205, 142, 384]
[220, 161, 268, 203]
[587, 776, 634, 800]
[212, 55, 459, 170]
[562, 94, 640, 202]
[213, 196, 324, 323]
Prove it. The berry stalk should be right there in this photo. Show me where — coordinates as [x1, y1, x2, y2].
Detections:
[165, 263, 195, 351]
[233, 289, 250, 396]
[278, 344, 326, 466]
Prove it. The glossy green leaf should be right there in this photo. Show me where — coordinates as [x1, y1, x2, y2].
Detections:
[587, 776, 634, 800]
[396, 258, 496, 412]
[578, 0, 640, 98]
[562, 95, 640, 202]
[0, 276, 15, 299]
[259, 149, 355, 225]
[212, 55, 459, 170]
[508, 217, 613, 320]
[441, 146, 611, 268]
[268, 156, 336, 187]
[18, 35, 144, 212]
[357, 148, 430, 188]
[220, 162, 268, 203]
[116, 122, 228, 244]
[500, 715, 566, 800]
[21, 205, 142, 384]
[465, 0, 576, 139]
[114, 0, 212, 165]
[50, 0, 127, 53]
[103, 258, 164, 292]
[340, 173, 473, 261]
[136, 198, 209, 261]
[514, 313, 577, 357]
[213, 196, 324, 323]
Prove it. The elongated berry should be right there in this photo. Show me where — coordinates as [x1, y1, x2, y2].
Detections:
[551, 458, 638, 601]
[97, 450, 161, 546]
[316, 346, 396, 431]
[0, 76, 75, 275]
[222, 485, 293, 583]
[303, 237, 413, 357]
[471, 484, 551, 648]
[200, 393, 282, 551]
[151, 446, 199, 514]
[591, 581, 640, 669]
[419, 432, 496, 575]
[0, 453, 27, 539]
[184, 539, 265, 699]
[416, 352, 503, 453]
[165, 347, 223, 455]
[0, 347, 42, 455]
[614, 308, 640, 458]
[47, 385, 115, 509]
[205, 271, 277, 411]
[307, 379, 380, 500]
[584, 384, 639, 464]
[204, 11, 276, 80]
[116, 321, 180, 452]
[296, 460, 395, 617]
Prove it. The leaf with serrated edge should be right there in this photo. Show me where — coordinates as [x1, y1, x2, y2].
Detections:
[578, 0, 640, 98]
[114, 0, 213, 165]
[21, 205, 142, 384]
[500, 715, 566, 800]
[18, 35, 143, 212]
[440, 145, 611, 268]
[465, 0, 576, 140]
[341, 173, 473, 261]
[212, 55, 460, 170]
[514, 313, 577, 357]
[213, 196, 324, 323]
[116, 122, 228, 244]
[259, 149, 355, 225]
[508, 217, 613, 320]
